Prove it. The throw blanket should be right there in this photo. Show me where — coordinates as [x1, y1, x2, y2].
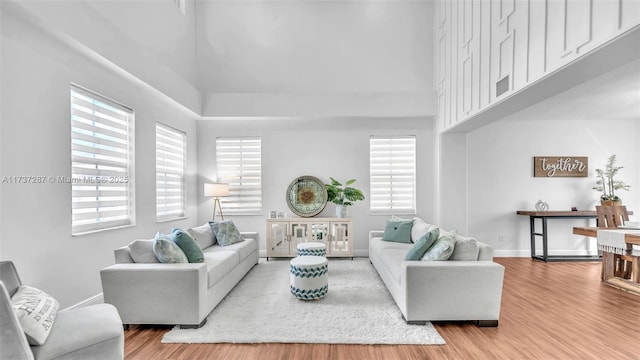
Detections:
[597, 229, 640, 255]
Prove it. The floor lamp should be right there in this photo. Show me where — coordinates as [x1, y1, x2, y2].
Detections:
[204, 183, 229, 221]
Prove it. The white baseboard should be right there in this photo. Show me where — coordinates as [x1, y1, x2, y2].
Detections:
[63, 293, 104, 311]
[494, 249, 599, 258]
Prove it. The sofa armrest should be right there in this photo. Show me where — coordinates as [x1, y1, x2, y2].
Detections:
[241, 232, 258, 241]
[401, 261, 504, 321]
[369, 230, 384, 240]
[100, 263, 208, 325]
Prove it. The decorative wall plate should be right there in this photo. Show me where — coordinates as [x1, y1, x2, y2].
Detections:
[286, 176, 328, 217]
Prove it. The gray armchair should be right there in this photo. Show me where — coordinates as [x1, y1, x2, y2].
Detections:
[0, 261, 124, 360]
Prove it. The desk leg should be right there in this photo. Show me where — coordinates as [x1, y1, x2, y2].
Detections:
[542, 217, 549, 262]
[529, 217, 536, 259]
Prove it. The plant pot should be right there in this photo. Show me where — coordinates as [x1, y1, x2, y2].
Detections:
[601, 199, 621, 206]
[335, 205, 348, 218]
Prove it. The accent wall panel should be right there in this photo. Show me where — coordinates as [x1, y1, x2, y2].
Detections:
[433, 0, 640, 132]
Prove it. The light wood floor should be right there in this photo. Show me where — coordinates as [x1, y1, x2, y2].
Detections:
[123, 258, 640, 360]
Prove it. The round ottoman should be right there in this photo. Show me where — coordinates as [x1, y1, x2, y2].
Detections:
[296, 242, 326, 257]
[290, 256, 328, 300]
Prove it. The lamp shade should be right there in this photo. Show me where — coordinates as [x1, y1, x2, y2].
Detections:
[204, 183, 229, 197]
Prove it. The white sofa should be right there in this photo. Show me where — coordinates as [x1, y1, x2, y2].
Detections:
[100, 225, 258, 328]
[369, 220, 505, 327]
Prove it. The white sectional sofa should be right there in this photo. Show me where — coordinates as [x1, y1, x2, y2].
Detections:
[369, 218, 505, 326]
[100, 224, 258, 328]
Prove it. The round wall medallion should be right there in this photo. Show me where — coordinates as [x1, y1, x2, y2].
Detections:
[286, 176, 328, 217]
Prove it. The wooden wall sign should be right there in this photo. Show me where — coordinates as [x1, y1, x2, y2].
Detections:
[533, 156, 588, 177]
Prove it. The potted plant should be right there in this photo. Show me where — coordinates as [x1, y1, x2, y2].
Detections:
[325, 177, 365, 218]
[592, 154, 630, 205]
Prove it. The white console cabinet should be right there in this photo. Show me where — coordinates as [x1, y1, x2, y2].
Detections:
[266, 218, 352, 259]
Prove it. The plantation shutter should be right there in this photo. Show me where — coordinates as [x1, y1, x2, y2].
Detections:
[369, 136, 416, 214]
[216, 137, 262, 215]
[70, 85, 134, 234]
[156, 123, 186, 221]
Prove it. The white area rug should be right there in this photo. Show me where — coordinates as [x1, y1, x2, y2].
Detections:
[162, 258, 445, 345]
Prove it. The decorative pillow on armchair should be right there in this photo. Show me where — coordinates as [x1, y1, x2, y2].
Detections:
[382, 219, 414, 243]
[153, 231, 188, 263]
[11, 285, 59, 345]
[209, 220, 244, 247]
[421, 230, 457, 261]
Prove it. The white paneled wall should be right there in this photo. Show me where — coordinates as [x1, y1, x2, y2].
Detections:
[435, 0, 640, 131]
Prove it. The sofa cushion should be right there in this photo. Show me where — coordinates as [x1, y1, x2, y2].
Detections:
[411, 217, 438, 243]
[378, 248, 407, 284]
[171, 228, 205, 263]
[187, 223, 216, 249]
[153, 232, 188, 263]
[11, 285, 59, 345]
[31, 304, 123, 360]
[128, 239, 159, 263]
[450, 234, 480, 261]
[382, 219, 413, 243]
[205, 237, 256, 263]
[203, 251, 240, 287]
[209, 220, 244, 247]
[422, 230, 457, 261]
[405, 228, 440, 261]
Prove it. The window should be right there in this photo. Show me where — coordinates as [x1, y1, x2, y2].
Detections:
[369, 136, 416, 214]
[70, 85, 134, 234]
[156, 123, 186, 221]
[216, 137, 262, 215]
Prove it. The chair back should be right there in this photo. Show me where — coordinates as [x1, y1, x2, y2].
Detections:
[596, 205, 629, 228]
[0, 262, 36, 360]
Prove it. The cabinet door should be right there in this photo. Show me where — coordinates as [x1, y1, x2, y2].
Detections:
[290, 222, 310, 254]
[268, 222, 290, 256]
[329, 222, 352, 256]
[309, 222, 329, 244]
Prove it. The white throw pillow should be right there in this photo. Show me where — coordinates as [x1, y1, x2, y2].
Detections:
[128, 239, 160, 263]
[450, 234, 480, 261]
[187, 223, 216, 249]
[11, 285, 59, 345]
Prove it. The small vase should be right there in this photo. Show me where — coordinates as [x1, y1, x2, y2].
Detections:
[335, 205, 348, 218]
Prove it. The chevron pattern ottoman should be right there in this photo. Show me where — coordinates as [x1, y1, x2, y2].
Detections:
[296, 242, 326, 257]
[290, 255, 328, 300]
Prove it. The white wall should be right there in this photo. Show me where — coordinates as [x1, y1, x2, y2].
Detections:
[0, 6, 199, 307]
[8, 0, 201, 114]
[467, 119, 639, 257]
[196, 0, 435, 117]
[196, 117, 435, 257]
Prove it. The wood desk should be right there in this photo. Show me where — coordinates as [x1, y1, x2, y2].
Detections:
[517, 210, 600, 262]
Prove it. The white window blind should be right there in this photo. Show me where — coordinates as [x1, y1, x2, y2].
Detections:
[369, 136, 416, 214]
[216, 137, 262, 215]
[70, 85, 134, 234]
[156, 123, 186, 221]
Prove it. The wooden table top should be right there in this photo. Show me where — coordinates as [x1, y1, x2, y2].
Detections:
[573, 226, 640, 246]
[517, 210, 596, 217]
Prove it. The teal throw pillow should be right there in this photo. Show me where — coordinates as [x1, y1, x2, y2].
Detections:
[404, 228, 440, 261]
[382, 219, 413, 243]
[422, 230, 457, 261]
[209, 220, 244, 247]
[171, 228, 205, 263]
[153, 231, 188, 263]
